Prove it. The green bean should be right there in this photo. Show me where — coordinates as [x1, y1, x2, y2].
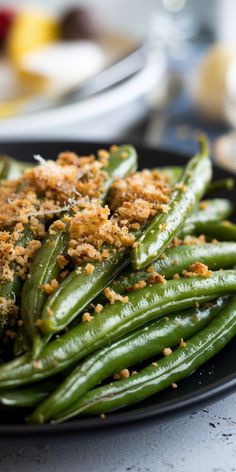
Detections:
[158, 166, 183, 185]
[0, 381, 57, 408]
[0, 159, 6, 180]
[0, 156, 16, 180]
[158, 171, 234, 194]
[30, 297, 226, 423]
[40, 248, 129, 334]
[179, 199, 233, 237]
[100, 145, 138, 199]
[207, 178, 234, 194]
[191, 221, 236, 241]
[187, 199, 233, 225]
[0, 226, 34, 334]
[56, 295, 236, 420]
[104, 242, 236, 297]
[0, 270, 236, 388]
[21, 229, 69, 354]
[132, 138, 212, 270]
[13, 326, 31, 357]
[0, 156, 33, 180]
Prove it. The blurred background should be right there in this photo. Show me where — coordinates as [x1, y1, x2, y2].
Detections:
[1, 0, 236, 170]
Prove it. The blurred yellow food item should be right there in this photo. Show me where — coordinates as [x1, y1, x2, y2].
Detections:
[7, 9, 59, 62]
[195, 44, 236, 121]
[0, 96, 32, 118]
[6, 9, 59, 94]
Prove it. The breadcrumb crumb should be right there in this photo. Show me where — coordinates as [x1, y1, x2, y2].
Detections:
[175, 183, 187, 192]
[173, 273, 180, 280]
[183, 262, 212, 278]
[147, 272, 166, 285]
[199, 201, 208, 210]
[131, 370, 138, 376]
[85, 263, 95, 275]
[129, 280, 147, 292]
[40, 278, 58, 294]
[82, 312, 93, 322]
[95, 303, 103, 313]
[32, 360, 42, 369]
[179, 338, 187, 348]
[113, 368, 130, 379]
[104, 287, 129, 304]
[163, 347, 172, 356]
[56, 255, 68, 269]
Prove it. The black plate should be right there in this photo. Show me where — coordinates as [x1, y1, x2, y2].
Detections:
[0, 140, 236, 436]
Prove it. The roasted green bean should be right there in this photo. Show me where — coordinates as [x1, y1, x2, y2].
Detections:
[55, 295, 236, 420]
[0, 270, 236, 388]
[30, 297, 227, 423]
[132, 138, 212, 269]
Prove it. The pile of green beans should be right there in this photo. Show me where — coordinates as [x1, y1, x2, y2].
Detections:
[56, 294, 236, 421]
[0, 139, 236, 426]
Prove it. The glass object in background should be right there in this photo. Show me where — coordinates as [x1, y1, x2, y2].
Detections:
[148, 0, 198, 59]
[144, 0, 200, 148]
[210, 1, 236, 173]
[217, 0, 236, 42]
[215, 55, 236, 174]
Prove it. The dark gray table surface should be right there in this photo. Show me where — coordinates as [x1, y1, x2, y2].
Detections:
[1, 392, 235, 472]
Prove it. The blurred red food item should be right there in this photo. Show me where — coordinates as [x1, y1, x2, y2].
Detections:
[61, 7, 98, 40]
[0, 9, 15, 48]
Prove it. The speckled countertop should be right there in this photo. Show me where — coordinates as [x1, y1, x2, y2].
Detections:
[1, 393, 235, 472]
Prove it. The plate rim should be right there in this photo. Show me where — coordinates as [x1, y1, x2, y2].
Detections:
[0, 371, 236, 436]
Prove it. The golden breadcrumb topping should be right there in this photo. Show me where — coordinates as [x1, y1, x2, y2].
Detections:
[169, 234, 207, 248]
[110, 169, 171, 221]
[67, 169, 172, 264]
[199, 201, 208, 210]
[68, 203, 135, 263]
[128, 279, 147, 292]
[163, 347, 173, 356]
[85, 263, 95, 275]
[0, 232, 41, 283]
[82, 312, 94, 322]
[0, 148, 117, 288]
[0, 297, 19, 319]
[179, 338, 187, 348]
[97, 149, 110, 167]
[0, 149, 177, 331]
[147, 272, 167, 285]
[0, 147, 114, 232]
[113, 368, 130, 380]
[183, 262, 212, 278]
[104, 287, 129, 304]
[175, 182, 187, 192]
[95, 303, 103, 313]
[173, 273, 180, 280]
[56, 255, 68, 269]
[40, 278, 59, 295]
